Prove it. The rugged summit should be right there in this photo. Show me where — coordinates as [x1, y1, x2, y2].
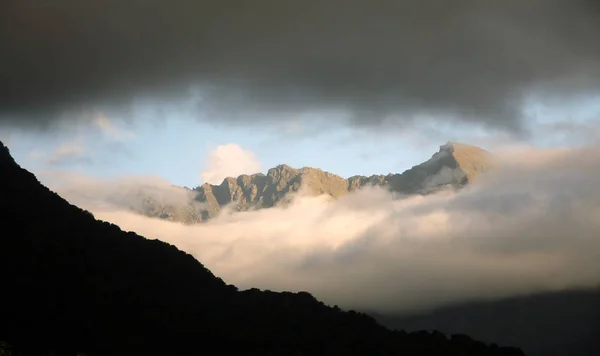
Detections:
[194, 164, 351, 219]
[197, 142, 492, 218]
[347, 141, 493, 194]
[135, 142, 492, 223]
[0, 140, 523, 355]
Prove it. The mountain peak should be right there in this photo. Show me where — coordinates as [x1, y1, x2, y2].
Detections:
[1, 140, 11, 159]
[439, 141, 493, 181]
[1, 141, 24, 176]
[183, 142, 493, 221]
[440, 141, 485, 153]
[440, 141, 456, 152]
[275, 163, 295, 170]
[267, 163, 298, 176]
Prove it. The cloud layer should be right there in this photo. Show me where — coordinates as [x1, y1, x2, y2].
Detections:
[2, 0, 600, 133]
[39, 145, 600, 313]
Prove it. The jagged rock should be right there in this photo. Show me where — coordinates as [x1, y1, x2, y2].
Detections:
[138, 142, 494, 223]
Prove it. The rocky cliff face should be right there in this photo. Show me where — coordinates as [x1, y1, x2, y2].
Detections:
[194, 164, 351, 218]
[135, 142, 493, 223]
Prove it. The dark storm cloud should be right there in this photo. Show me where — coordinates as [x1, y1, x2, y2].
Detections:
[1, 0, 600, 131]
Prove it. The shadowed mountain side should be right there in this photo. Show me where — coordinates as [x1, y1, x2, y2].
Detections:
[132, 142, 492, 224]
[0, 140, 521, 355]
[374, 287, 600, 356]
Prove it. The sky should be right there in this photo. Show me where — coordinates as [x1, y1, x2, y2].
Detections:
[3, 114, 444, 187]
[2, 0, 600, 186]
[2, 0, 600, 314]
[2, 95, 600, 188]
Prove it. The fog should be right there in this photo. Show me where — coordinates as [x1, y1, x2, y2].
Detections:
[39, 145, 600, 313]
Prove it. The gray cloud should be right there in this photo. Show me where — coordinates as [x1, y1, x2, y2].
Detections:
[38, 144, 600, 313]
[2, 0, 600, 133]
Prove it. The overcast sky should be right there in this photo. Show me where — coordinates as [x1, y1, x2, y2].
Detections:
[2, 0, 599, 185]
[1, 97, 598, 188]
[2, 0, 600, 130]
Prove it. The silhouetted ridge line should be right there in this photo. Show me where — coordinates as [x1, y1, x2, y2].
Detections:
[0, 140, 523, 356]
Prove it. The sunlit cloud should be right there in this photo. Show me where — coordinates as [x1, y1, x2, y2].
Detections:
[200, 144, 262, 185]
[39, 144, 600, 314]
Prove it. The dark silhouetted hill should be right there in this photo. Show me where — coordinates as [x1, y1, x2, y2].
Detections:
[374, 287, 600, 356]
[0, 140, 520, 355]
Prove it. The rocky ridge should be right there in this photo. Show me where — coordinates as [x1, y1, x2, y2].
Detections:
[136, 142, 493, 223]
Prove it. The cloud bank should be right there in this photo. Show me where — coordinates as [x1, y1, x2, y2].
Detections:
[40, 172, 205, 214]
[2, 0, 600, 133]
[40, 145, 600, 314]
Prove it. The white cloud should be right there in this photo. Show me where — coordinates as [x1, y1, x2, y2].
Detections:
[39, 171, 204, 213]
[200, 143, 262, 184]
[48, 139, 87, 165]
[29, 137, 91, 166]
[41, 144, 600, 314]
[282, 120, 304, 135]
[26, 115, 136, 167]
[94, 114, 135, 141]
[27, 150, 45, 162]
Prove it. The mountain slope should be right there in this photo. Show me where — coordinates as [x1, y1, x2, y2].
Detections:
[375, 287, 600, 356]
[133, 142, 492, 223]
[0, 140, 522, 356]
